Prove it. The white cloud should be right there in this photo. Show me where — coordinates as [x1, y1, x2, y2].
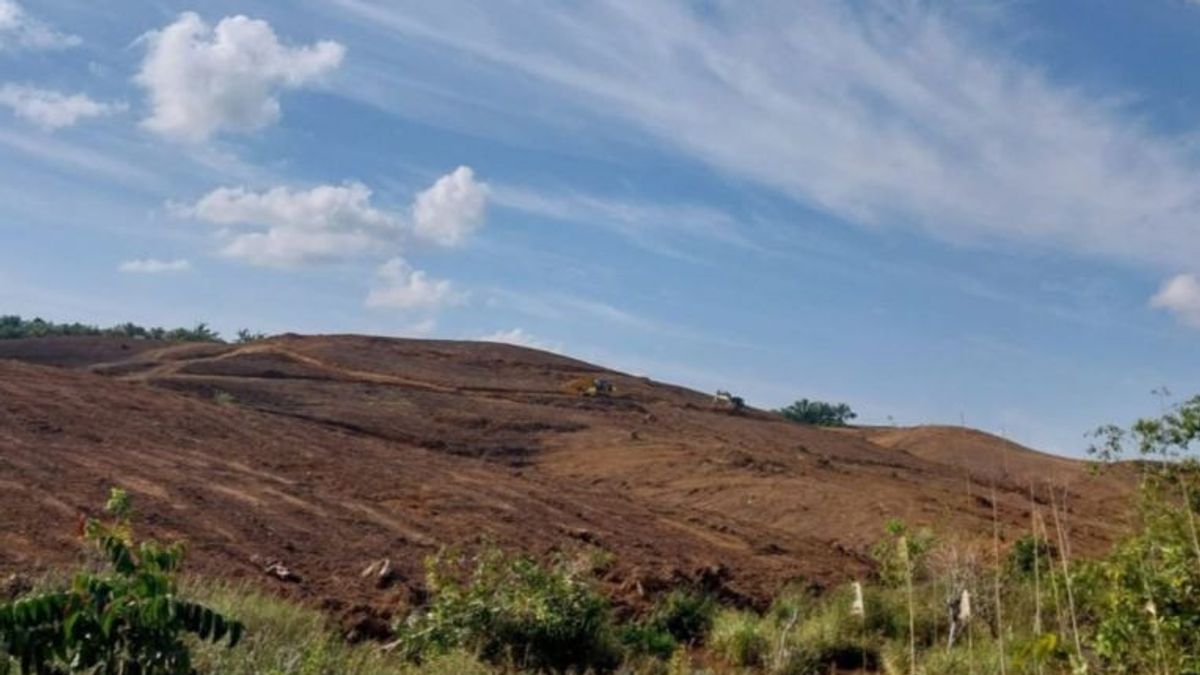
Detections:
[477, 328, 562, 353]
[1150, 274, 1200, 328]
[0, 84, 124, 130]
[135, 12, 344, 142]
[118, 258, 191, 274]
[333, 1, 1200, 274]
[365, 257, 462, 310]
[412, 165, 488, 246]
[0, 0, 79, 50]
[182, 182, 401, 267]
[180, 167, 488, 268]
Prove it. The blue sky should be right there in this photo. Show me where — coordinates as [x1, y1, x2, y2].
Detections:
[3, 0, 1200, 455]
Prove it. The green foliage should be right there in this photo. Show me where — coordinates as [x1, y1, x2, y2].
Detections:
[1007, 534, 1056, 579]
[1082, 394, 1200, 674]
[620, 589, 716, 659]
[390, 547, 618, 672]
[708, 609, 768, 668]
[0, 315, 224, 343]
[0, 488, 242, 674]
[645, 589, 716, 645]
[618, 622, 678, 660]
[777, 399, 857, 427]
[234, 329, 267, 344]
[870, 519, 935, 588]
[182, 580, 490, 675]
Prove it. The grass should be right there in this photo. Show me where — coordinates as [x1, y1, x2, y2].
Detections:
[182, 579, 492, 675]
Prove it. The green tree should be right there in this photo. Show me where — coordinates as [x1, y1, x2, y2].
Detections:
[777, 398, 857, 426]
[1082, 395, 1200, 674]
[0, 488, 243, 674]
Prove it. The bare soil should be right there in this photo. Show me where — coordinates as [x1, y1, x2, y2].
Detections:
[0, 334, 1136, 627]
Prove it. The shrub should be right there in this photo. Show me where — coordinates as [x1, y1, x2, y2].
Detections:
[777, 399, 856, 427]
[620, 589, 716, 659]
[390, 547, 618, 672]
[708, 609, 768, 668]
[1006, 534, 1055, 579]
[0, 488, 242, 674]
[647, 589, 716, 645]
[234, 329, 267, 344]
[618, 622, 677, 660]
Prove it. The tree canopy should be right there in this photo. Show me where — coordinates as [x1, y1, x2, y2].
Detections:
[776, 398, 857, 426]
[0, 315, 222, 342]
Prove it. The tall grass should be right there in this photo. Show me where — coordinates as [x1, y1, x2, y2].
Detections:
[182, 579, 491, 675]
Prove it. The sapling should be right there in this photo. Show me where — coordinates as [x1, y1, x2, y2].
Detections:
[1049, 486, 1085, 667]
[990, 484, 1006, 675]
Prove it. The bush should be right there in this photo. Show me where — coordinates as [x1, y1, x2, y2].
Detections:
[647, 589, 716, 645]
[1006, 534, 1055, 579]
[620, 589, 716, 659]
[619, 622, 678, 660]
[708, 609, 768, 668]
[0, 488, 242, 674]
[390, 547, 618, 672]
[777, 399, 856, 427]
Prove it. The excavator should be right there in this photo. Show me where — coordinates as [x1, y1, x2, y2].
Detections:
[564, 376, 615, 397]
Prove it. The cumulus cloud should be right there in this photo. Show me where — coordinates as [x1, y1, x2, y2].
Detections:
[182, 182, 401, 267]
[412, 166, 488, 246]
[135, 12, 344, 142]
[0, 85, 124, 130]
[477, 328, 563, 353]
[365, 257, 462, 310]
[180, 167, 487, 268]
[1150, 274, 1200, 328]
[0, 0, 79, 50]
[118, 258, 191, 274]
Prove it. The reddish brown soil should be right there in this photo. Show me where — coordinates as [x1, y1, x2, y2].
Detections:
[0, 335, 1136, 625]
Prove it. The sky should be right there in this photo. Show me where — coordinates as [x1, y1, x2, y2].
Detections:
[2, 0, 1200, 456]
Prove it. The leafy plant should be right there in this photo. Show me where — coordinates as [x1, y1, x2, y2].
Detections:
[708, 609, 768, 668]
[390, 547, 618, 672]
[1007, 534, 1056, 579]
[777, 399, 857, 427]
[234, 329, 267, 344]
[0, 488, 242, 674]
[620, 589, 716, 659]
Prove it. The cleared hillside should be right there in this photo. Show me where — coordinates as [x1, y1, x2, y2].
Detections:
[0, 335, 1135, 628]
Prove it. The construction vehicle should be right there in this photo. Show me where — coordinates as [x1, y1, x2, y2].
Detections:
[564, 376, 616, 397]
[712, 390, 745, 413]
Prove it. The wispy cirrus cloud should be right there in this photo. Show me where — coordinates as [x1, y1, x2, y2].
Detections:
[491, 184, 760, 261]
[118, 258, 191, 274]
[331, 0, 1200, 289]
[0, 0, 79, 51]
[477, 327, 563, 353]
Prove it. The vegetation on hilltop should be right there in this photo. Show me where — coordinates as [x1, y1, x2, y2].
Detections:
[778, 398, 858, 426]
[0, 315, 269, 344]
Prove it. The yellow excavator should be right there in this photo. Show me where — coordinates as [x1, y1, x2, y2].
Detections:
[564, 376, 616, 397]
